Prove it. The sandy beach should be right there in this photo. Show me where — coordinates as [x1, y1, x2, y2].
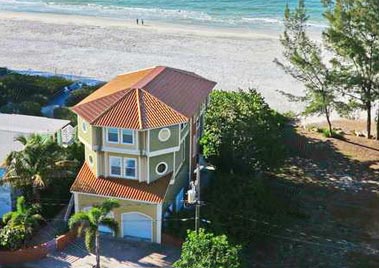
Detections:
[0, 11, 313, 112]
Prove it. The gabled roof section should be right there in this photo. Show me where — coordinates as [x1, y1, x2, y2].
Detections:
[72, 66, 216, 129]
[70, 163, 170, 203]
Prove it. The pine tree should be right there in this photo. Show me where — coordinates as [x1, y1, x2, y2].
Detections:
[275, 0, 338, 136]
[322, 0, 379, 138]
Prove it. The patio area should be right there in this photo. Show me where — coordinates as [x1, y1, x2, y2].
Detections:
[22, 237, 180, 268]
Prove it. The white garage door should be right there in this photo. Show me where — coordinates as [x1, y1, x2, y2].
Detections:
[122, 212, 152, 241]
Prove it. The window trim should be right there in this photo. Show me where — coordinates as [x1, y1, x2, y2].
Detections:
[106, 127, 119, 144]
[158, 128, 171, 142]
[109, 156, 122, 177]
[88, 155, 94, 166]
[124, 157, 137, 179]
[82, 121, 87, 133]
[155, 162, 168, 176]
[121, 129, 135, 145]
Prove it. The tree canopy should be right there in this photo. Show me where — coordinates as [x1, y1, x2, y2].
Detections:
[322, 0, 379, 138]
[276, 0, 340, 136]
[200, 89, 286, 174]
[0, 70, 72, 116]
[174, 229, 241, 268]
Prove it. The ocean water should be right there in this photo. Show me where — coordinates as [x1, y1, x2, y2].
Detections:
[0, 0, 325, 29]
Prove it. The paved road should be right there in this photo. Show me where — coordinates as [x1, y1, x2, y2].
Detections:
[24, 237, 180, 268]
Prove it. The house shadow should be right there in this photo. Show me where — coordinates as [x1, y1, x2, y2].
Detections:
[96, 237, 180, 267]
[255, 125, 379, 267]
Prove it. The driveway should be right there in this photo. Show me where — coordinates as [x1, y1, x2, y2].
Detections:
[24, 237, 180, 268]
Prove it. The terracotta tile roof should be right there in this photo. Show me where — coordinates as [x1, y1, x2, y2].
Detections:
[72, 66, 216, 129]
[143, 67, 217, 117]
[71, 163, 171, 203]
[77, 68, 155, 105]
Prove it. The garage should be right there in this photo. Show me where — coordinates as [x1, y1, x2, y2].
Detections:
[122, 212, 153, 241]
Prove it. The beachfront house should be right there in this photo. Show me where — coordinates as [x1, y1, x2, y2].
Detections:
[70, 66, 216, 243]
[0, 114, 73, 218]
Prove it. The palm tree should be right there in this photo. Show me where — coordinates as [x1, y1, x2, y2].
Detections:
[2, 196, 44, 243]
[3, 134, 76, 200]
[69, 199, 120, 268]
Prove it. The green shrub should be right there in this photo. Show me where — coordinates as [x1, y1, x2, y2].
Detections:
[321, 128, 345, 140]
[0, 225, 26, 250]
[174, 229, 241, 268]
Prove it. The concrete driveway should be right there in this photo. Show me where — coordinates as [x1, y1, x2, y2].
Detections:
[24, 237, 180, 268]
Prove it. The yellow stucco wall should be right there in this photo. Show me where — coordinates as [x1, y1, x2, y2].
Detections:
[84, 146, 97, 176]
[77, 116, 94, 146]
[76, 193, 159, 243]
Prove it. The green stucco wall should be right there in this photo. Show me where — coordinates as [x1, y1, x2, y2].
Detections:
[149, 125, 179, 152]
[149, 153, 174, 182]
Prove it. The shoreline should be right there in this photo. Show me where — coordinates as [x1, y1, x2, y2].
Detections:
[0, 10, 282, 40]
[0, 10, 323, 113]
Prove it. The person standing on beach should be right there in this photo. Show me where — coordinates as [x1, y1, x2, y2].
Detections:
[136, 18, 139, 25]
[141, 19, 144, 25]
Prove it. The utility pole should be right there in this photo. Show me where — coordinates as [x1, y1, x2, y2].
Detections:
[187, 154, 202, 233]
[195, 155, 201, 233]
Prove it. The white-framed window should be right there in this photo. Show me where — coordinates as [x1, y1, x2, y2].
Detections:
[109, 156, 122, 176]
[121, 129, 134, 144]
[88, 155, 94, 166]
[107, 128, 119, 143]
[156, 162, 168, 175]
[124, 158, 137, 179]
[158, 128, 171, 142]
[82, 121, 87, 133]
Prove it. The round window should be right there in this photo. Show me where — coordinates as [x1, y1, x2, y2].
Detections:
[158, 128, 171, 142]
[156, 162, 168, 175]
[88, 155, 94, 165]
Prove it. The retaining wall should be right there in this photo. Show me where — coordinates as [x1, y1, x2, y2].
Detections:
[0, 230, 76, 265]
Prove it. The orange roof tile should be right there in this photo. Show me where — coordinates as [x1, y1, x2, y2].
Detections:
[71, 163, 171, 203]
[77, 68, 155, 105]
[72, 66, 216, 129]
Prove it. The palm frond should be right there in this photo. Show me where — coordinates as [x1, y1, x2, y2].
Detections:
[16, 196, 26, 214]
[15, 135, 28, 145]
[84, 228, 96, 253]
[68, 211, 90, 230]
[88, 208, 102, 225]
[99, 199, 120, 215]
[99, 217, 119, 237]
[2, 211, 13, 224]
